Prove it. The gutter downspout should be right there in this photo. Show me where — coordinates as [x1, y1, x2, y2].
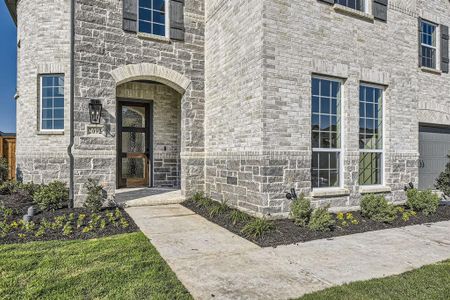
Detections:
[68, 0, 75, 208]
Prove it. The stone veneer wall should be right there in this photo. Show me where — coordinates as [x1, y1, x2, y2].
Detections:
[15, 0, 71, 184]
[117, 82, 181, 188]
[72, 0, 205, 204]
[205, 0, 272, 215]
[259, 0, 449, 215]
[205, 0, 449, 217]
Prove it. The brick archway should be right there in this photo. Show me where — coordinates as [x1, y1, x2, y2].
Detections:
[111, 63, 191, 94]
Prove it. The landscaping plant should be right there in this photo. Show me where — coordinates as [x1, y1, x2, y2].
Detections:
[83, 178, 105, 212]
[208, 200, 229, 217]
[241, 218, 275, 238]
[308, 206, 335, 232]
[435, 162, 450, 197]
[337, 212, 359, 227]
[0, 158, 8, 184]
[290, 194, 312, 227]
[230, 210, 250, 225]
[33, 181, 69, 211]
[406, 189, 440, 216]
[360, 194, 397, 223]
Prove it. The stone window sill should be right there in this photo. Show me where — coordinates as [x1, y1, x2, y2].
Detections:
[137, 32, 171, 44]
[37, 131, 64, 136]
[311, 188, 350, 198]
[333, 4, 374, 22]
[359, 185, 392, 194]
[420, 67, 442, 75]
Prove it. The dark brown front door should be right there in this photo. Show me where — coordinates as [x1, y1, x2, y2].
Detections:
[117, 101, 152, 188]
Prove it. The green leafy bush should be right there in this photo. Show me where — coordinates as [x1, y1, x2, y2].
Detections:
[241, 218, 275, 238]
[290, 194, 312, 227]
[360, 194, 397, 223]
[406, 189, 440, 215]
[33, 181, 69, 211]
[83, 178, 104, 212]
[435, 162, 450, 197]
[308, 206, 335, 232]
[0, 158, 8, 183]
[0, 181, 21, 195]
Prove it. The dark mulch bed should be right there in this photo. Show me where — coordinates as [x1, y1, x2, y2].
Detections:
[182, 200, 450, 248]
[0, 207, 139, 245]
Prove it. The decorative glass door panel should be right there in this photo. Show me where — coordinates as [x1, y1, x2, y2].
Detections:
[118, 102, 152, 188]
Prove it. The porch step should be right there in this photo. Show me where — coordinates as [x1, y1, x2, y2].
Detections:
[115, 188, 184, 207]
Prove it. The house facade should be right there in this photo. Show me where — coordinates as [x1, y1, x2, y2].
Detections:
[6, 0, 450, 217]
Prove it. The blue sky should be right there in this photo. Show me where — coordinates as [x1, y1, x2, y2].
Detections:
[0, 1, 17, 133]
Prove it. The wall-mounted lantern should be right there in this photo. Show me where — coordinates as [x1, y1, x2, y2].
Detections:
[89, 99, 103, 124]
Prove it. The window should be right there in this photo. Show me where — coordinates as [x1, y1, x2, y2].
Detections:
[335, 0, 365, 12]
[138, 0, 167, 37]
[421, 20, 437, 69]
[311, 77, 342, 189]
[359, 85, 383, 186]
[40, 75, 64, 131]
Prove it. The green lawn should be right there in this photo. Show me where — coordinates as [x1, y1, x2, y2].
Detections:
[0, 233, 192, 300]
[299, 260, 450, 300]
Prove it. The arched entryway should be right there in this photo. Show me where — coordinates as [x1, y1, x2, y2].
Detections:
[110, 63, 203, 204]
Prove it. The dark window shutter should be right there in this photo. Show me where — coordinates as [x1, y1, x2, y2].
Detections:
[418, 18, 423, 67]
[441, 24, 449, 73]
[170, 0, 185, 41]
[123, 0, 137, 32]
[318, 0, 334, 4]
[373, 0, 388, 21]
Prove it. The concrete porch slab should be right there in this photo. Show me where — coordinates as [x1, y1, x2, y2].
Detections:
[116, 188, 184, 207]
[126, 205, 450, 300]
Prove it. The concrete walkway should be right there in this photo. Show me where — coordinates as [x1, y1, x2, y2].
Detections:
[126, 205, 450, 300]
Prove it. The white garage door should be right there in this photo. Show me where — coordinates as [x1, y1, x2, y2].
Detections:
[419, 126, 450, 190]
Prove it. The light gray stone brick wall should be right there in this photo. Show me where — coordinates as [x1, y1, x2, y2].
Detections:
[205, 0, 450, 217]
[14, 0, 449, 216]
[15, 0, 71, 184]
[71, 0, 205, 204]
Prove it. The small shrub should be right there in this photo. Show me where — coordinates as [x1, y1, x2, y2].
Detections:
[0, 158, 8, 183]
[33, 181, 68, 211]
[120, 217, 129, 229]
[35, 226, 46, 237]
[230, 210, 250, 225]
[63, 222, 73, 236]
[406, 189, 440, 215]
[83, 179, 104, 212]
[435, 162, 450, 197]
[308, 206, 335, 232]
[241, 218, 275, 238]
[3, 190, 34, 215]
[337, 212, 359, 227]
[360, 194, 397, 223]
[402, 210, 417, 222]
[208, 200, 229, 218]
[290, 194, 312, 227]
[100, 218, 107, 230]
[0, 181, 21, 195]
[77, 214, 86, 228]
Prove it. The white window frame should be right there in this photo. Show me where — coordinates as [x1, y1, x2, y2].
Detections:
[335, 0, 369, 13]
[420, 20, 439, 70]
[137, 0, 170, 39]
[311, 75, 345, 191]
[358, 83, 385, 187]
[39, 74, 65, 132]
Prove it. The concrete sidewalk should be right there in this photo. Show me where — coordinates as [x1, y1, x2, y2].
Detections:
[126, 205, 450, 300]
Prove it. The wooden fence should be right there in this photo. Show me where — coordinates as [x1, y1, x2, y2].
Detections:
[0, 134, 16, 180]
